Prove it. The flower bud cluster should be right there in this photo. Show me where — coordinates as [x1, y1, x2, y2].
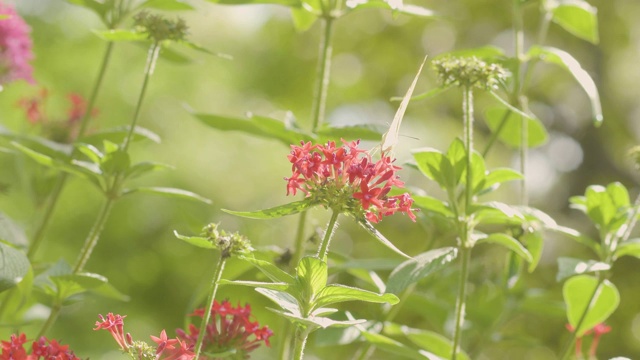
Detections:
[200, 223, 252, 259]
[432, 56, 508, 90]
[133, 11, 188, 43]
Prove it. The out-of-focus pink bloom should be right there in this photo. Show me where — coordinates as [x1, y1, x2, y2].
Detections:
[285, 140, 416, 223]
[0, 334, 79, 360]
[0, 2, 34, 86]
[94, 313, 130, 351]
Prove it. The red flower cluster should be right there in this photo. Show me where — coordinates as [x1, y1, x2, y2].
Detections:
[285, 140, 416, 223]
[566, 322, 612, 358]
[0, 333, 79, 360]
[176, 300, 273, 359]
[17, 88, 98, 143]
[94, 313, 194, 360]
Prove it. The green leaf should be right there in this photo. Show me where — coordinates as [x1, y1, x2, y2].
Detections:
[91, 282, 130, 301]
[75, 143, 103, 164]
[355, 326, 440, 360]
[173, 230, 215, 249]
[550, 225, 600, 254]
[0, 212, 28, 247]
[100, 149, 131, 175]
[385, 247, 458, 295]
[255, 288, 301, 315]
[290, 7, 318, 31]
[296, 256, 327, 303]
[402, 327, 470, 360]
[522, 231, 544, 272]
[551, 0, 598, 44]
[316, 123, 384, 142]
[381, 55, 427, 155]
[219, 279, 290, 291]
[142, 0, 195, 10]
[556, 257, 610, 282]
[563, 275, 619, 337]
[222, 200, 316, 219]
[124, 162, 173, 180]
[314, 284, 398, 309]
[66, 0, 107, 18]
[346, 1, 436, 18]
[193, 112, 313, 146]
[411, 195, 454, 218]
[93, 29, 148, 42]
[615, 238, 640, 260]
[238, 255, 296, 284]
[484, 107, 548, 148]
[357, 219, 411, 259]
[178, 40, 233, 60]
[79, 126, 161, 144]
[207, 0, 300, 5]
[480, 168, 523, 195]
[411, 148, 448, 189]
[476, 233, 533, 263]
[121, 187, 212, 204]
[0, 241, 30, 293]
[528, 45, 603, 126]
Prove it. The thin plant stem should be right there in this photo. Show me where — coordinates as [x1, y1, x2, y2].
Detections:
[560, 276, 605, 360]
[512, 0, 528, 206]
[194, 256, 227, 359]
[451, 246, 471, 360]
[310, 16, 335, 132]
[316, 210, 339, 260]
[72, 198, 116, 273]
[463, 86, 474, 211]
[122, 41, 161, 152]
[293, 327, 310, 360]
[27, 42, 116, 260]
[36, 303, 62, 338]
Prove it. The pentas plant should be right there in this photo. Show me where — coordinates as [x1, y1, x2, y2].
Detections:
[566, 323, 611, 360]
[0, 1, 34, 87]
[0, 333, 79, 360]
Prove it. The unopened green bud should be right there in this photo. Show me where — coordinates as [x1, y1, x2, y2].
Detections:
[201, 223, 252, 259]
[128, 340, 155, 360]
[432, 56, 508, 90]
[133, 10, 188, 43]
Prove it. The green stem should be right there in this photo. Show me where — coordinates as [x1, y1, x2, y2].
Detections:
[463, 86, 474, 212]
[293, 327, 310, 360]
[513, 0, 528, 206]
[310, 16, 335, 132]
[194, 256, 227, 359]
[121, 41, 161, 152]
[560, 276, 605, 360]
[451, 246, 471, 360]
[27, 41, 115, 260]
[72, 197, 116, 273]
[316, 210, 339, 260]
[36, 303, 62, 338]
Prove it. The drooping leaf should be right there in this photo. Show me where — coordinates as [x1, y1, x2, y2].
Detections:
[479, 168, 523, 195]
[550, 0, 598, 44]
[556, 257, 610, 282]
[411, 195, 454, 218]
[385, 247, 458, 295]
[476, 233, 533, 263]
[79, 126, 161, 144]
[401, 327, 470, 360]
[0, 241, 30, 293]
[66, 0, 107, 18]
[615, 238, 640, 260]
[219, 279, 290, 291]
[357, 219, 411, 259]
[124, 162, 173, 180]
[173, 230, 216, 249]
[381, 55, 428, 156]
[222, 200, 316, 219]
[563, 275, 619, 337]
[484, 107, 548, 148]
[238, 255, 296, 284]
[549, 225, 600, 254]
[522, 231, 544, 273]
[528, 45, 603, 126]
[290, 7, 318, 31]
[314, 284, 398, 309]
[121, 187, 211, 204]
[255, 288, 301, 315]
[354, 325, 441, 360]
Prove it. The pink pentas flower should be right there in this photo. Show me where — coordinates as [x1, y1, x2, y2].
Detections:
[565, 322, 612, 358]
[285, 139, 416, 223]
[0, 2, 34, 86]
[94, 313, 130, 351]
[176, 300, 273, 359]
[0, 334, 79, 360]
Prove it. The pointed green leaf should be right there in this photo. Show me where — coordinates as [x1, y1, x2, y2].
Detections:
[179, 41, 233, 59]
[238, 255, 295, 284]
[357, 220, 411, 259]
[75, 143, 103, 164]
[142, 0, 194, 10]
[314, 284, 398, 309]
[411, 195, 454, 218]
[386, 247, 458, 295]
[316, 123, 384, 142]
[563, 275, 619, 337]
[477, 233, 533, 263]
[79, 126, 161, 144]
[297, 256, 327, 302]
[381, 56, 427, 155]
[100, 149, 130, 175]
[355, 327, 440, 360]
[528, 45, 602, 126]
[291, 7, 318, 31]
[556, 257, 610, 282]
[615, 238, 640, 260]
[411, 148, 448, 189]
[0, 212, 28, 247]
[522, 231, 544, 272]
[550, 225, 600, 254]
[219, 279, 290, 291]
[91, 282, 130, 301]
[222, 200, 316, 219]
[551, 0, 598, 44]
[93, 29, 148, 42]
[0, 241, 30, 293]
[481, 168, 523, 195]
[66, 0, 107, 18]
[402, 327, 470, 360]
[173, 230, 216, 249]
[125, 162, 174, 180]
[122, 187, 211, 204]
[255, 288, 301, 315]
[484, 107, 548, 148]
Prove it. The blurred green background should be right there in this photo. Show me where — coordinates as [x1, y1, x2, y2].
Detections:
[1, 0, 640, 359]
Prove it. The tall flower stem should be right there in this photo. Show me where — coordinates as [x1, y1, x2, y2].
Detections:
[512, 0, 528, 205]
[452, 85, 474, 360]
[72, 198, 116, 273]
[194, 256, 227, 359]
[292, 327, 311, 360]
[316, 210, 339, 260]
[27, 41, 116, 260]
[310, 15, 335, 132]
[36, 303, 62, 338]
